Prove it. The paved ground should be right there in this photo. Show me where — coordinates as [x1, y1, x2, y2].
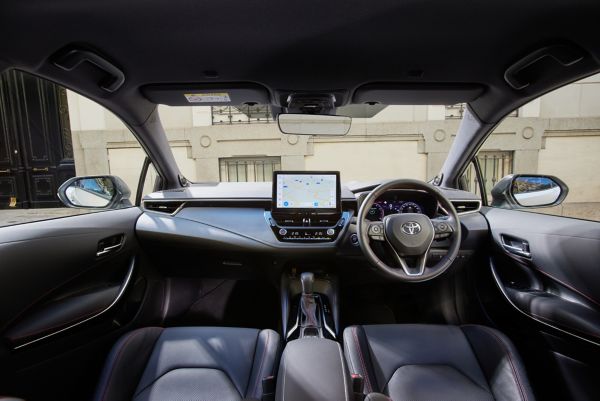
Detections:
[0, 208, 94, 227]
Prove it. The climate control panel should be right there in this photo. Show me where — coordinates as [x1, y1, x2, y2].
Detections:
[266, 211, 350, 242]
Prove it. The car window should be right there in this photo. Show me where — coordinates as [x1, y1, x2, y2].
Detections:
[471, 73, 600, 222]
[157, 104, 455, 184]
[0, 70, 154, 227]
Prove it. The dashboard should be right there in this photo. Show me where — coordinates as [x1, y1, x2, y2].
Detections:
[365, 190, 438, 221]
[138, 177, 485, 258]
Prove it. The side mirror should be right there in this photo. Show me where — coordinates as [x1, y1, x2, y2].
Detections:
[57, 176, 132, 209]
[491, 174, 568, 208]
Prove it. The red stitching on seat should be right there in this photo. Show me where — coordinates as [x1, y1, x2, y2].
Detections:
[352, 326, 373, 393]
[252, 330, 270, 398]
[99, 329, 146, 401]
[478, 326, 528, 401]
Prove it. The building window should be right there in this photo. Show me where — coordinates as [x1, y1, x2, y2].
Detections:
[445, 103, 468, 120]
[219, 157, 281, 182]
[463, 151, 514, 197]
[445, 104, 518, 119]
[211, 104, 274, 125]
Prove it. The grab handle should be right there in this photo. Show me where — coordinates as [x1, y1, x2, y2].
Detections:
[53, 49, 125, 92]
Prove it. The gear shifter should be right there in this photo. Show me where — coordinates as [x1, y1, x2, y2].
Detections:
[301, 272, 314, 295]
[299, 272, 319, 331]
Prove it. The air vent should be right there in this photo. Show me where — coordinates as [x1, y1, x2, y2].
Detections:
[143, 201, 184, 214]
[451, 200, 481, 214]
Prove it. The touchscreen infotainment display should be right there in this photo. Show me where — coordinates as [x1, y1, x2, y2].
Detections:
[273, 172, 340, 211]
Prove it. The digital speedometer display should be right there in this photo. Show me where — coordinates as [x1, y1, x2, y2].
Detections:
[399, 201, 422, 214]
[366, 200, 424, 221]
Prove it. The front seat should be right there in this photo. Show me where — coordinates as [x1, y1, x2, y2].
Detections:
[343, 324, 535, 401]
[93, 326, 280, 401]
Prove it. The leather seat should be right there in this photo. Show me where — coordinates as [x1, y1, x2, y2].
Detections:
[93, 326, 280, 401]
[343, 324, 535, 401]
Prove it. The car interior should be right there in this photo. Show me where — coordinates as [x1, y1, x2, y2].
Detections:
[1, 1, 600, 400]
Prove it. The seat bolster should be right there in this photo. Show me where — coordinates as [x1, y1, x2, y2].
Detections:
[246, 329, 281, 399]
[342, 326, 378, 393]
[461, 325, 535, 401]
[93, 327, 164, 401]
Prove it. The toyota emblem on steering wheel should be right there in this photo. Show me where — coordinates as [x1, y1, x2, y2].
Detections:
[401, 221, 421, 235]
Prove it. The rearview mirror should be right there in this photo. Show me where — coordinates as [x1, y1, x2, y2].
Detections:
[57, 176, 132, 209]
[277, 114, 351, 136]
[491, 174, 568, 208]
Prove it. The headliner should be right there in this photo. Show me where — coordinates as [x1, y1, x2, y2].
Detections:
[1, 0, 599, 125]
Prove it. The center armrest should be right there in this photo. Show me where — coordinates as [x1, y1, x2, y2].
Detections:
[275, 338, 352, 401]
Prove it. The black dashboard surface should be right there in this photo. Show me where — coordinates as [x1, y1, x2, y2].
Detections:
[138, 184, 486, 256]
[136, 207, 352, 253]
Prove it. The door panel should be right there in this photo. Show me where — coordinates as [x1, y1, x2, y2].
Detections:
[479, 206, 600, 400]
[0, 207, 142, 326]
[482, 207, 600, 344]
[0, 207, 159, 400]
[0, 207, 143, 346]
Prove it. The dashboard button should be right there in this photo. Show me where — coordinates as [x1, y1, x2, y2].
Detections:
[279, 228, 288, 236]
[326, 228, 335, 236]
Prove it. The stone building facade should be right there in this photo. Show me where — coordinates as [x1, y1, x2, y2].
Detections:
[66, 74, 600, 220]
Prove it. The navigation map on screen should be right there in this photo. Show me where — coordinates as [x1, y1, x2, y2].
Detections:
[276, 174, 337, 209]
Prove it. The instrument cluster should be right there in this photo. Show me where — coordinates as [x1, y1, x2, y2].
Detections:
[366, 200, 424, 221]
[362, 190, 438, 221]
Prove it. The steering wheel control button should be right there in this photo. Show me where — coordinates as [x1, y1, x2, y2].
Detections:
[433, 221, 453, 239]
[368, 222, 385, 241]
[369, 224, 382, 234]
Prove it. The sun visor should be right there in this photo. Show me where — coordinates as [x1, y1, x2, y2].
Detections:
[142, 83, 271, 106]
[353, 83, 485, 105]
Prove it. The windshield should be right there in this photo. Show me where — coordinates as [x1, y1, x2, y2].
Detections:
[157, 104, 454, 184]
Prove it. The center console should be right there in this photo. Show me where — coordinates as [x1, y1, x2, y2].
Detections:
[277, 270, 364, 401]
[275, 337, 352, 401]
[266, 171, 349, 242]
[270, 171, 361, 400]
[282, 271, 339, 341]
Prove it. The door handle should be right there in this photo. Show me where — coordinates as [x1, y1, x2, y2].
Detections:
[96, 243, 122, 257]
[501, 234, 531, 258]
[97, 234, 124, 257]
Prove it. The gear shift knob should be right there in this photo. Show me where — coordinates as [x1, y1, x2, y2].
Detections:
[300, 272, 314, 295]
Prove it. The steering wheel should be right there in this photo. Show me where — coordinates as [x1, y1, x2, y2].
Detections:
[357, 179, 461, 282]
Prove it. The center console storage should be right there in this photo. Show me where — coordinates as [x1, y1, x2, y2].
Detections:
[275, 337, 352, 401]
